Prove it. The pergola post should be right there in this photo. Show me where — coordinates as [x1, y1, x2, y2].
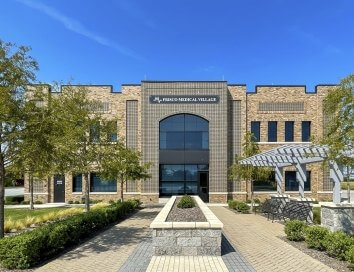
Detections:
[295, 163, 306, 198]
[275, 166, 283, 195]
[329, 161, 343, 204]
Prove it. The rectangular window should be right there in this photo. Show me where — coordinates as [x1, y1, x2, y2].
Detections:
[90, 123, 100, 143]
[90, 173, 116, 192]
[253, 171, 276, 191]
[159, 164, 208, 196]
[72, 174, 82, 192]
[285, 171, 311, 191]
[285, 121, 294, 142]
[250, 121, 260, 142]
[302, 121, 311, 142]
[268, 121, 277, 142]
[107, 121, 118, 142]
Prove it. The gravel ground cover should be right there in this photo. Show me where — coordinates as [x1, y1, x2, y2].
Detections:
[166, 197, 207, 222]
[280, 237, 352, 272]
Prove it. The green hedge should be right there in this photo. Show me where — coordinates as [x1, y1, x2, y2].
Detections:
[285, 220, 354, 268]
[5, 195, 24, 205]
[228, 200, 250, 214]
[0, 199, 140, 269]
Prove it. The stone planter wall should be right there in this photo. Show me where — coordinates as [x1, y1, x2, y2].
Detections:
[150, 196, 223, 256]
[321, 204, 354, 235]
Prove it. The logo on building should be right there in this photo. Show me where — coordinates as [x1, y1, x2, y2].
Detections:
[149, 95, 219, 104]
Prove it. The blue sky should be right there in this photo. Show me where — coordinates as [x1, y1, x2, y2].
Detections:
[1, 0, 353, 92]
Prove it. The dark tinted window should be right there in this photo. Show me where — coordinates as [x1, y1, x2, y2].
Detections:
[302, 121, 311, 142]
[90, 173, 116, 192]
[285, 121, 294, 142]
[160, 114, 208, 150]
[253, 171, 276, 191]
[251, 121, 260, 142]
[107, 121, 118, 142]
[89, 123, 100, 142]
[285, 171, 311, 191]
[268, 121, 277, 142]
[72, 174, 82, 192]
[159, 164, 208, 196]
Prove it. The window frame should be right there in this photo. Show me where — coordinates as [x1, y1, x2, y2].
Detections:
[285, 121, 294, 142]
[250, 121, 260, 142]
[268, 121, 278, 142]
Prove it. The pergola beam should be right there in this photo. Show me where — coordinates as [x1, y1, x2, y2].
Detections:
[238, 143, 349, 204]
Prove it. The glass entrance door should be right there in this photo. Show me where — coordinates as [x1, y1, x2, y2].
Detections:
[198, 171, 209, 202]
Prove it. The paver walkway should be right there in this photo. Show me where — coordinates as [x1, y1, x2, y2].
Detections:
[210, 207, 336, 272]
[36, 207, 161, 272]
[146, 256, 229, 272]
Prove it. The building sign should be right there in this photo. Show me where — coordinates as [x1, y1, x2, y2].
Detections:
[150, 95, 219, 104]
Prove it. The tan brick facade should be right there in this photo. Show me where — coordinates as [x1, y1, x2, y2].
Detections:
[24, 82, 334, 204]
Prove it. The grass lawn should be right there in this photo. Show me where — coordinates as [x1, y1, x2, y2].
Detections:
[5, 207, 69, 221]
[341, 182, 354, 190]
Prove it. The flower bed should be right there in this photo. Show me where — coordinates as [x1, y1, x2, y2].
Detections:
[284, 220, 354, 270]
[0, 200, 140, 270]
[151, 196, 223, 256]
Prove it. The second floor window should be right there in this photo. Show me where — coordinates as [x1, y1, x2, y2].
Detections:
[268, 121, 277, 142]
[89, 123, 100, 143]
[250, 121, 260, 142]
[285, 121, 294, 142]
[302, 121, 311, 142]
[107, 121, 118, 142]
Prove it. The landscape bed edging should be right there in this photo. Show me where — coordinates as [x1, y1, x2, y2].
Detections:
[150, 196, 223, 256]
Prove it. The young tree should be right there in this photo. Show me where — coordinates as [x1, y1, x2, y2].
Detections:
[229, 132, 271, 211]
[99, 141, 151, 201]
[322, 74, 354, 166]
[322, 74, 354, 200]
[51, 86, 105, 211]
[0, 40, 38, 237]
[12, 87, 56, 209]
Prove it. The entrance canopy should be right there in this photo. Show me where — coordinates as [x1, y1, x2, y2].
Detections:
[239, 144, 353, 204]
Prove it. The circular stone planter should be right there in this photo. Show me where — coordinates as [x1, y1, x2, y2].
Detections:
[150, 196, 223, 256]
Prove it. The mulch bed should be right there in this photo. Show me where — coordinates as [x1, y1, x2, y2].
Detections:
[166, 197, 207, 222]
[280, 237, 352, 272]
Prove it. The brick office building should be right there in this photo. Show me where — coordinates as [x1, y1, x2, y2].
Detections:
[24, 81, 335, 203]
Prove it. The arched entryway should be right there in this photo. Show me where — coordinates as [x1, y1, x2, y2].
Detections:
[159, 114, 209, 201]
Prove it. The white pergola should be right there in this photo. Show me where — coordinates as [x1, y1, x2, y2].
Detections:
[239, 144, 353, 204]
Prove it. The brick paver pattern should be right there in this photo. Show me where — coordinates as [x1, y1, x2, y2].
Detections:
[36, 207, 161, 272]
[210, 207, 336, 272]
[146, 256, 229, 272]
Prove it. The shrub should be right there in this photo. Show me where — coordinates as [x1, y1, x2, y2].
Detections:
[5, 195, 24, 204]
[228, 200, 250, 213]
[323, 231, 354, 260]
[68, 200, 73, 204]
[21, 200, 30, 205]
[305, 226, 329, 251]
[285, 220, 307, 241]
[313, 207, 321, 225]
[346, 245, 354, 269]
[34, 201, 43, 204]
[228, 200, 239, 209]
[74, 200, 80, 204]
[177, 195, 195, 209]
[0, 200, 138, 269]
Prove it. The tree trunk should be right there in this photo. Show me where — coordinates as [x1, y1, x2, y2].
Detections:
[84, 173, 90, 212]
[29, 173, 34, 210]
[120, 179, 124, 202]
[250, 179, 254, 212]
[0, 153, 5, 238]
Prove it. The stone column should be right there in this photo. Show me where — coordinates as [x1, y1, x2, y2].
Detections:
[295, 163, 306, 198]
[329, 161, 343, 204]
[275, 165, 283, 195]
